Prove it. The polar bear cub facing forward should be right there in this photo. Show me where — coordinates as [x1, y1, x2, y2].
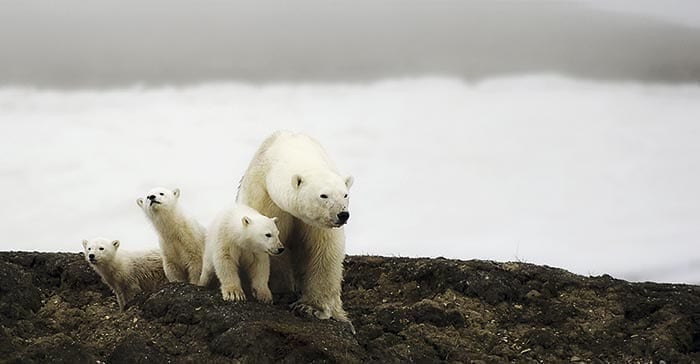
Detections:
[82, 237, 167, 311]
[199, 204, 284, 303]
[137, 187, 206, 284]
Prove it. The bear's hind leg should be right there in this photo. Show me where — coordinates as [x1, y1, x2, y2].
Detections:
[187, 258, 203, 285]
[163, 259, 188, 282]
[198, 253, 215, 287]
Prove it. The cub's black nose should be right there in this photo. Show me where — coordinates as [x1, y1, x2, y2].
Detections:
[147, 195, 156, 201]
[277, 247, 285, 254]
[337, 211, 350, 223]
[88, 254, 95, 259]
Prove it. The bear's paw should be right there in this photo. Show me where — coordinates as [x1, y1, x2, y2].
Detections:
[252, 287, 273, 304]
[290, 301, 331, 320]
[221, 286, 246, 302]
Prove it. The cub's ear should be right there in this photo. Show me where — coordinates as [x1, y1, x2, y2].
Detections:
[271, 217, 279, 223]
[136, 198, 144, 207]
[242, 216, 252, 226]
[345, 175, 354, 189]
[173, 188, 181, 198]
[112, 240, 120, 249]
[292, 175, 303, 189]
[82, 239, 88, 248]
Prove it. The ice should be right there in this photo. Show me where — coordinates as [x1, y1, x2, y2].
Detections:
[1, 75, 698, 284]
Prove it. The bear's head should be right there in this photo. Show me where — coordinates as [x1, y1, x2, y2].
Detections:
[82, 237, 119, 265]
[290, 171, 353, 228]
[136, 187, 180, 216]
[241, 215, 284, 255]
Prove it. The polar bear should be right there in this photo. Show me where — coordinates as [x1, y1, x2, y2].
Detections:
[137, 187, 206, 284]
[237, 131, 353, 324]
[82, 237, 167, 311]
[198, 204, 284, 303]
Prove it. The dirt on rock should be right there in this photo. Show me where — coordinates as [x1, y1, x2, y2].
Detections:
[1, 251, 699, 363]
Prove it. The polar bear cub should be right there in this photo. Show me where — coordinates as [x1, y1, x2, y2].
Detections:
[137, 187, 206, 284]
[199, 204, 284, 303]
[82, 237, 167, 311]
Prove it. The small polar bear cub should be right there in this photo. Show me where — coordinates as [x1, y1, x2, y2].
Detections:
[137, 187, 206, 284]
[82, 237, 167, 312]
[199, 204, 284, 303]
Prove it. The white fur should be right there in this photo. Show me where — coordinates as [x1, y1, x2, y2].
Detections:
[237, 131, 353, 322]
[137, 187, 206, 284]
[82, 237, 167, 311]
[199, 204, 284, 303]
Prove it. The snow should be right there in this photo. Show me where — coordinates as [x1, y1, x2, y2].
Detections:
[1, 75, 699, 284]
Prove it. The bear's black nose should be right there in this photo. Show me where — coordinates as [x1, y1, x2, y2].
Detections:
[147, 195, 156, 201]
[88, 254, 95, 259]
[337, 211, 350, 223]
[277, 247, 285, 254]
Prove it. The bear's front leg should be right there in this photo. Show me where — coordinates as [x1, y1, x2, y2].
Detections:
[249, 252, 273, 304]
[119, 284, 140, 312]
[214, 251, 245, 301]
[291, 230, 349, 324]
[115, 289, 127, 312]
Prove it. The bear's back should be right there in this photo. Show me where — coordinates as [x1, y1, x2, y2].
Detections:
[265, 132, 337, 172]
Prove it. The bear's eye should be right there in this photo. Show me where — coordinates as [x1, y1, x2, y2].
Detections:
[265, 233, 272, 238]
[159, 193, 164, 196]
[99, 247, 104, 251]
[320, 194, 328, 199]
[88, 248, 91, 250]
[344, 194, 348, 198]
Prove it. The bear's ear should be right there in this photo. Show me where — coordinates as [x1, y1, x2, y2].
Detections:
[292, 175, 303, 189]
[173, 188, 181, 198]
[82, 239, 88, 248]
[345, 175, 354, 189]
[112, 240, 120, 249]
[136, 198, 144, 207]
[271, 217, 278, 223]
[242, 216, 252, 226]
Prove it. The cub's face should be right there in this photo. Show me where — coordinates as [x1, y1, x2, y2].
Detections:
[82, 238, 119, 265]
[242, 215, 284, 255]
[292, 173, 353, 228]
[136, 187, 180, 215]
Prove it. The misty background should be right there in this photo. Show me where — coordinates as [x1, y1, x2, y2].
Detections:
[1, 0, 699, 284]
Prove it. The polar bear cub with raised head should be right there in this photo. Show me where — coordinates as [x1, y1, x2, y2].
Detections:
[82, 237, 167, 311]
[137, 187, 206, 284]
[199, 203, 284, 303]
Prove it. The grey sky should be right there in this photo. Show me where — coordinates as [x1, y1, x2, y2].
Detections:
[585, 0, 700, 29]
[1, 0, 699, 87]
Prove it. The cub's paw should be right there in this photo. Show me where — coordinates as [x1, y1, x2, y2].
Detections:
[221, 286, 246, 302]
[345, 321, 357, 335]
[290, 301, 330, 320]
[252, 287, 273, 304]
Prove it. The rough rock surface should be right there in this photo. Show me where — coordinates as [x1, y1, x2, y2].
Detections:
[1, 252, 699, 363]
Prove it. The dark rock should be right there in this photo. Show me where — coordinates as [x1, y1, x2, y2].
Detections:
[1, 251, 699, 362]
[8, 333, 95, 363]
[409, 299, 466, 327]
[0, 260, 42, 324]
[107, 334, 170, 364]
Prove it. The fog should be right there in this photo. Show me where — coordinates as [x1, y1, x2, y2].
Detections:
[1, 0, 699, 87]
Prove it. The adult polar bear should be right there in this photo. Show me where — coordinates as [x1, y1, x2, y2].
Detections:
[237, 131, 353, 324]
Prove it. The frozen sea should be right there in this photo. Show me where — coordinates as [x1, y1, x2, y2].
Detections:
[1, 75, 699, 284]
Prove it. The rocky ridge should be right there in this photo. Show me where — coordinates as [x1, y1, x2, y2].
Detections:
[1, 252, 699, 363]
